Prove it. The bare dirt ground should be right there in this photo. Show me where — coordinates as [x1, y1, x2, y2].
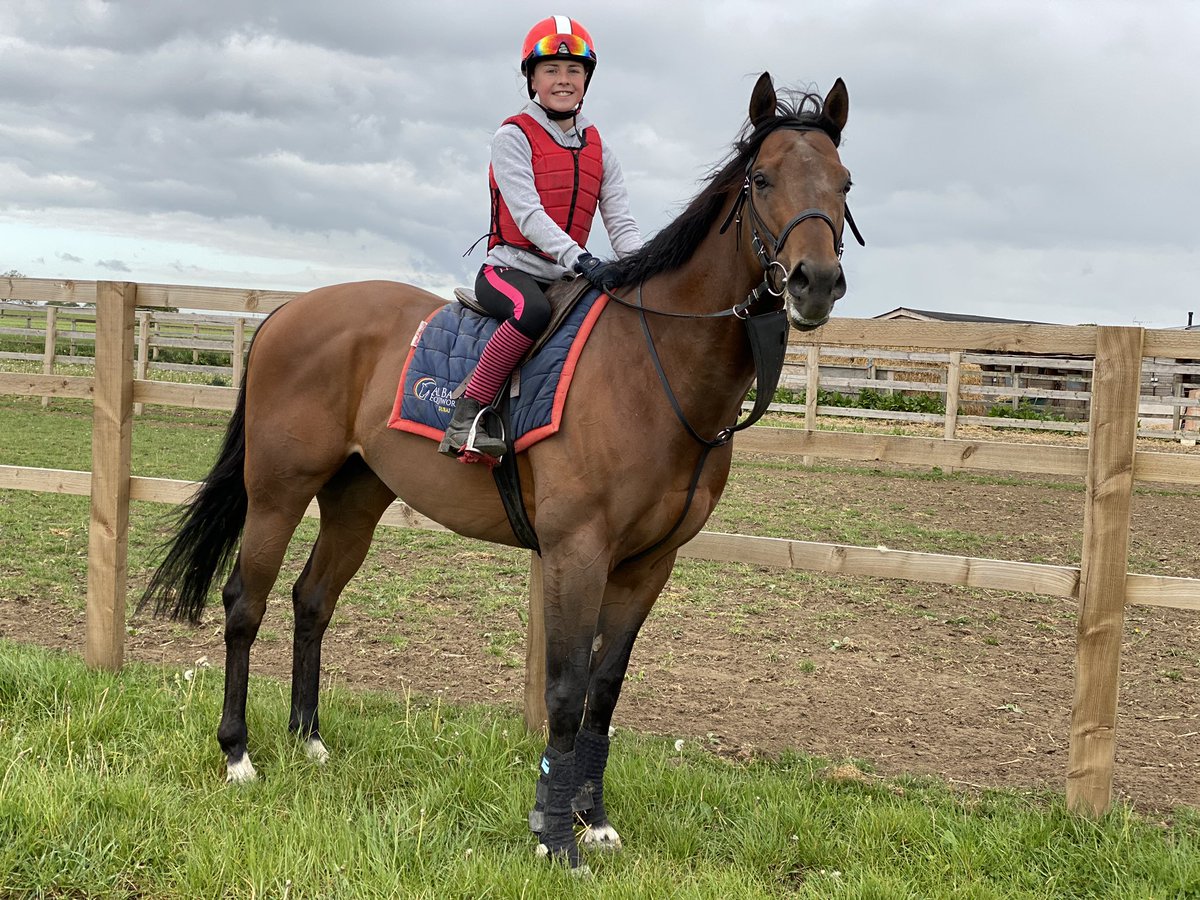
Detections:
[4, 426, 1198, 814]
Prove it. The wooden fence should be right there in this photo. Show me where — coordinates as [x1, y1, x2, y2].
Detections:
[2, 277, 1199, 818]
[7, 295, 1199, 439]
[773, 345, 1200, 438]
[0, 300, 261, 397]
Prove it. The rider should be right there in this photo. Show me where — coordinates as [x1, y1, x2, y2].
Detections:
[440, 14, 642, 459]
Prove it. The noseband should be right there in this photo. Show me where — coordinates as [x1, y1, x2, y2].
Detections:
[718, 124, 866, 296]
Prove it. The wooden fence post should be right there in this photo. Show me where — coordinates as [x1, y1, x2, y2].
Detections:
[134, 310, 150, 415]
[232, 318, 247, 387]
[41, 305, 58, 409]
[524, 553, 548, 733]
[1066, 325, 1143, 815]
[85, 281, 137, 671]
[804, 345, 820, 467]
[944, 351, 962, 440]
[1172, 377, 1183, 434]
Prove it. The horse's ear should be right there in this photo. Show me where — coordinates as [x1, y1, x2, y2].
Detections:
[749, 72, 777, 128]
[823, 78, 849, 132]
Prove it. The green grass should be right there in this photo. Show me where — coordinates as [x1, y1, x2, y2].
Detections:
[0, 397, 227, 478]
[3, 378, 1200, 894]
[1, 641, 1197, 899]
[2, 391, 1193, 614]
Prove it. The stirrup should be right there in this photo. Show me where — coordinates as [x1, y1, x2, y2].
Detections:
[464, 406, 505, 454]
[438, 402, 506, 461]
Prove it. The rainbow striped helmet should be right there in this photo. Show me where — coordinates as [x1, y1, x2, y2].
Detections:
[520, 15, 597, 98]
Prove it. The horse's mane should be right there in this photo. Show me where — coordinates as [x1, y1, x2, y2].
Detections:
[612, 89, 839, 287]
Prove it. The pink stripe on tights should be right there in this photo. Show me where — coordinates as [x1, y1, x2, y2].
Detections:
[483, 265, 526, 319]
[465, 320, 534, 404]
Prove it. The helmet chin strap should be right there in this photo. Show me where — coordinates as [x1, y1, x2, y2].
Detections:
[535, 97, 584, 121]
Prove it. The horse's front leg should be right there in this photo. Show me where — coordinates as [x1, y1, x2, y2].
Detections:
[575, 551, 677, 852]
[531, 537, 610, 871]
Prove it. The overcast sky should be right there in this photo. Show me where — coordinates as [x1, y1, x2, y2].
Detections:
[2, 1, 1198, 327]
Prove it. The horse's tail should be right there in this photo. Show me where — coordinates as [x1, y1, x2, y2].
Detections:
[140, 307, 290, 621]
[138, 376, 249, 623]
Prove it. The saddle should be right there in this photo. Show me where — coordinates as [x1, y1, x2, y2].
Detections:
[388, 275, 607, 552]
[453, 275, 594, 368]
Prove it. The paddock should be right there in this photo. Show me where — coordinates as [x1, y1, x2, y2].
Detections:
[1, 276, 1198, 816]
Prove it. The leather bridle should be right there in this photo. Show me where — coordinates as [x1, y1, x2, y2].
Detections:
[616, 123, 867, 566]
[719, 124, 866, 297]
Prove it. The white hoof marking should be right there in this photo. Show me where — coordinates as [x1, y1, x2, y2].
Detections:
[304, 737, 330, 765]
[581, 823, 623, 852]
[226, 755, 258, 784]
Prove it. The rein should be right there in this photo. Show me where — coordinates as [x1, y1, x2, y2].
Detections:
[618, 125, 865, 566]
[627, 282, 785, 449]
[618, 282, 788, 567]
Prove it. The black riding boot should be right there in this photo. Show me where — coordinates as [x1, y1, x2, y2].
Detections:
[437, 397, 505, 458]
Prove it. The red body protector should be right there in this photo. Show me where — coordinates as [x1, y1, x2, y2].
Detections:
[488, 113, 604, 259]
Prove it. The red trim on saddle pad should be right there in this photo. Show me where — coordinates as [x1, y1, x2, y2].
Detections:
[387, 294, 610, 453]
[387, 309, 444, 443]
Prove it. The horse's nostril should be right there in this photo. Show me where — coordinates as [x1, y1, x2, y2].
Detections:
[787, 263, 811, 295]
[789, 261, 843, 298]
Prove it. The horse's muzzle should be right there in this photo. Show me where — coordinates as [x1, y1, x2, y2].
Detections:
[785, 259, 845, 331]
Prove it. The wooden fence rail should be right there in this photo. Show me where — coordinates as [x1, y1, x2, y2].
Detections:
[2, 277, 1200, 818]
[1, 300, 263, 384]
[6, 290, 1199, 438]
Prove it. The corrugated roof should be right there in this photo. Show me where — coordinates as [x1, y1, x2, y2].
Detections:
[875, 307, 1050, 325]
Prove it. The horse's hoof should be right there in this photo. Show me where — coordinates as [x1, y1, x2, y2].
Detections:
[581, 823, 623, 852]
[535, 843, 592, 877]
[226, 755, 258, 784]
[304, 737, 330, 765]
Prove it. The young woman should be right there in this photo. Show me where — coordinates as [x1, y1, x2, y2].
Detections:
[440, 15, 642, 459]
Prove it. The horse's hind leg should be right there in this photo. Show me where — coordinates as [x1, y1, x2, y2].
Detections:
[219, 496, 314, 783]
[576, 551, 677, 852]
[288, 457, 396, 764]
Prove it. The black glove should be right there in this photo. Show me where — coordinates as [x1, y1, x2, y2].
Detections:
[572, 252, 621, 291]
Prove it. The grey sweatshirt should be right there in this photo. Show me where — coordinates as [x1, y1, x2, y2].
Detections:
[484, 101, 642, 281]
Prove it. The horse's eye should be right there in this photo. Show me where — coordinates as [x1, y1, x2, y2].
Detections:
[752, 172, 768, 190]
[843, 178, 853, 195]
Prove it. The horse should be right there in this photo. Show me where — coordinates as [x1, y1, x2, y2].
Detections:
[141, 72, 858, 871]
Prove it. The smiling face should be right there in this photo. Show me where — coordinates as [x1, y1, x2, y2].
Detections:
[530, 58, 588, 115]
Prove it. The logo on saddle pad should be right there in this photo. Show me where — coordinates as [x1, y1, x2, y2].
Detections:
[412, 376, 455, 413]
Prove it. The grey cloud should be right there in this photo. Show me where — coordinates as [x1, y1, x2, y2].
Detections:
[1, 0, 1197, 326]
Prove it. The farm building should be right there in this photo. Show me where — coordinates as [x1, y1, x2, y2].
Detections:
[873, 307, 1049, 326]
[873, 307, 1087, 419]
[873, 307, 1200, 427]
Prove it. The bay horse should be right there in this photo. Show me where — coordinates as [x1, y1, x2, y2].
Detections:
[141, 73, 858, 870]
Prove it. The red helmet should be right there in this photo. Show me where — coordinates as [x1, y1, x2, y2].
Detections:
[520, 15, 597, 99]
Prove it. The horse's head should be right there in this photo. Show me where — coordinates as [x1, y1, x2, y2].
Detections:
[743, 74, 856, 331]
